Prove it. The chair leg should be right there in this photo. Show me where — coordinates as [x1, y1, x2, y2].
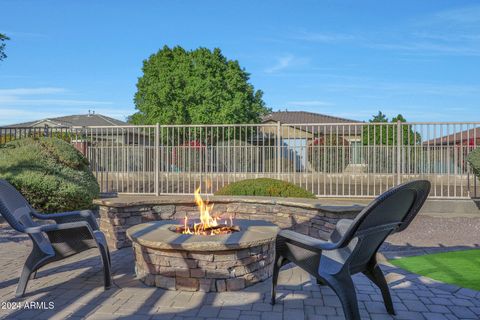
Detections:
[98, 243, 112, 290]
[16, 264, 33, 298]
[108, 247, 112, 268]
[321, 273, 361, 320]
[16, 250, 48, 298]
[105, 245, 112, 269]
[363, 263, 395, 315]
[270, 253, 285, 305]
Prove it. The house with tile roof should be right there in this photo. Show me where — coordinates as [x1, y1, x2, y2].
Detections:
[261, 110, 362, 138]
[261, 111, 364, 172]
[423, 126, 480, 147]
[1, 112, 150, 157]
[262, 110, 359, 125]
[5, 111, 127, 128]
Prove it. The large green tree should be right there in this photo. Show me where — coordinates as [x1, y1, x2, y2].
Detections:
[370, 111, 388, 123]
[0, 33, 9, 61]
[362, 111, 420, 145]
[130, 46, 269, 125]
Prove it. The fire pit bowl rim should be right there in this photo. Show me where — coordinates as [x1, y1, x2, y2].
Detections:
[126, 219, 280, 251]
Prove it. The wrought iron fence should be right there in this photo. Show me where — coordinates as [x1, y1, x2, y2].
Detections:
[1, 122, 479, 198]
[0, 125, 72, 144]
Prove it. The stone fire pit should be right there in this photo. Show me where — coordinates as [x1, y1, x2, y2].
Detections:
[127, 219, 279, 292]
[95, 195, 364, 249]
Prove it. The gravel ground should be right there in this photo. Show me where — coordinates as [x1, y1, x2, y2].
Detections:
[381, 215, 480, 258]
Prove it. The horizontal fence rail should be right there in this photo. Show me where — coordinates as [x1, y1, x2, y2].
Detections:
[0, 125, 72, 143]
[1, 122, 479, 198]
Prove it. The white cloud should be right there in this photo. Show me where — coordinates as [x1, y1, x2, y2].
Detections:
[280, 6, 480, 57]
[0, 87, 112, 107]
[433, 5, 480, 24]
[264, 55, 310, 74]
[0, 87, 66, 95]
[370, 40, 480, 56]
[290, 31, 356, 43]
[370, 5, 480, 57]
[264, 55, 295, 73]
[287, 100, 332, 107]
[0, 108, 60, 125]
[0, 107, 133, 126]
[0, 108, 39, 118]
[0, 98, 113, 106]
[311, 78, 480, 96]
[0, 87, 117, 125]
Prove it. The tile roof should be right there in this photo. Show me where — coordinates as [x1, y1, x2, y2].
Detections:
[262, 111, 361, 124]
[262, 111, 363, 135]
[5, 113, 127, 128]
[423, 127, 480, 145]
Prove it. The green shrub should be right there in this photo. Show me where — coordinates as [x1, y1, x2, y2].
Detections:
[467, 148, 480, 178]
[214, 178, 316, 198]
[0, 137, 99, 213]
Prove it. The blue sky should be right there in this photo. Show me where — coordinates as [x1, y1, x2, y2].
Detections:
[1, 0, 479, 125]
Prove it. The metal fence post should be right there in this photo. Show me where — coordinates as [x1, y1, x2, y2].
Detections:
[277, 121, 281, 179]
[475, 172, 478, 199]
[396, 120, 402, 185]
[155, 123, 160, 196]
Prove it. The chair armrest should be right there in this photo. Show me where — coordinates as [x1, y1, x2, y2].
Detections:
[32, 210, 99, 230]
[278, 229, 342, 252]
[329, 218, 354, 242]
[24, 221, 93, 235]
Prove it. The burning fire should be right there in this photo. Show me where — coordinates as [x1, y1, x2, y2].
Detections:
[178, 187, 238, 235]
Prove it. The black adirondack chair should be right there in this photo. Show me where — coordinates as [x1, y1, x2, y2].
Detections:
[0, 180, 111, 297]
[271, 180, 431, 320]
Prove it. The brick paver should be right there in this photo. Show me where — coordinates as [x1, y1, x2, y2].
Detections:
[0, 225, 479, 320]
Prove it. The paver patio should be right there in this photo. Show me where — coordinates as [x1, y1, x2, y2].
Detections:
[0, 216, 479, 320]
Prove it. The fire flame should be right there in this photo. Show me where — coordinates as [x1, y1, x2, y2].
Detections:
[182, 187, 218, 235]
[194, 187, 217, 229]
[181, 186, 236, 235]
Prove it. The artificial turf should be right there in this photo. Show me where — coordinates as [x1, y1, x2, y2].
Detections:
[389, 249, 480, 291]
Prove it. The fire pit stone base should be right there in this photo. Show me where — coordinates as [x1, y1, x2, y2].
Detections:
[133, 243, 273, 292]
[127, 220, 278, 292]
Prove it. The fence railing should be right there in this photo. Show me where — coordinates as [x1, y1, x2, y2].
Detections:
[0, 125, 72, 144]
[1, 122, 479, 198]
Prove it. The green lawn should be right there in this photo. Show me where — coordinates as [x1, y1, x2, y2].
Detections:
[389, 249, 480, 291]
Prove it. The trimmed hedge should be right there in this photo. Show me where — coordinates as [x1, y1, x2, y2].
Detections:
[0, 137, 99, 213]
[214, 178, 316, 198]
[467, 148, 480, 178]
